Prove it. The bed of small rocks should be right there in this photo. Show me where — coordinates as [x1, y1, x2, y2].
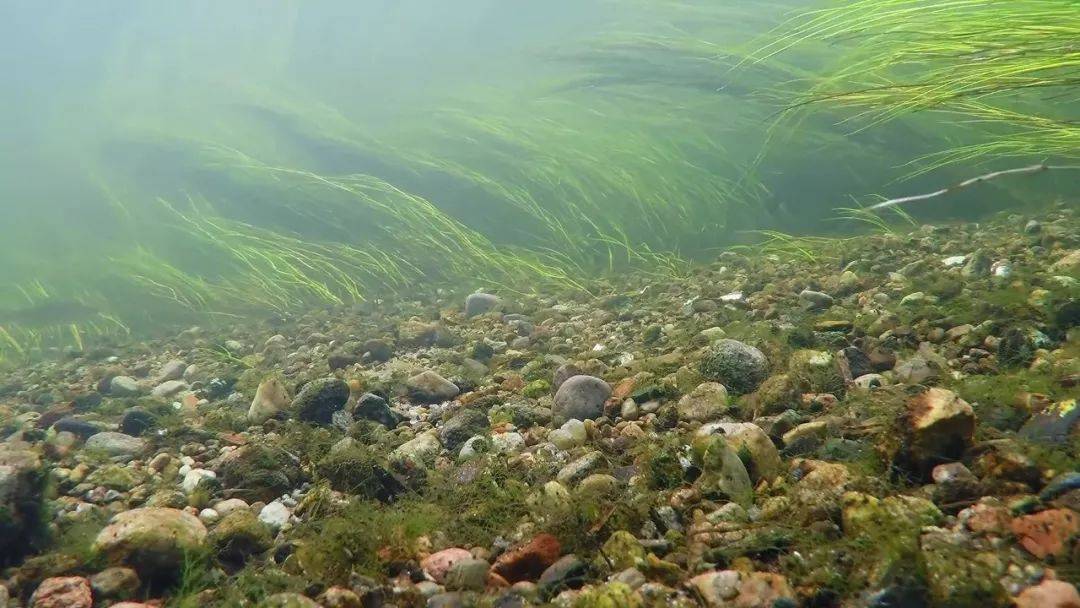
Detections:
[0, 207, 1078, 608]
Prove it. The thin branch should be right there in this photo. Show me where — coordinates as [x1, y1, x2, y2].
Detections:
[867, 163, 1080, 210]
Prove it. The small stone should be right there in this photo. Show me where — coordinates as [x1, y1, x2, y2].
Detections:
[151, 380, 187, 399]
[389, 431, 441, 472]
[352, 393, 402, 428]
[465, 293, 501, 317]
[699, 422, 782, 483]
[89, 567, 140, 600]
[29, 577, 92, 608]
[1011, 509, 1080, 559]
[248, 377, 290, 424]
[422, 548, 473, 584]
[93, 508, 208, 580]
[258, 501, 292, 531]
[698, 339, 769, 394]
[599, 531, 645, 571]
[407, 371, 460, 403]
[537, 555, 587, 598]
[552, 375, 611, 425]
[1015, 579, 1080, 608]
[692, 434, 753, 507]
[213, 498, 250, 517]
[262, 593, 321, 608]
[85, 432, 146, 457]
[492, 534, 561, 583]
[156, 359, 187, 382]
[318, 587, 363, 608]
[210, 510, 272, 563]
[109, 376, 142, 396]
[689, 570, 795, 608]
[444, 558, 490, 591]
[440, 409, 489, 452]
[677, 382, 729, 423]
[292, 378, 350, 424]
[181, 468, 217, 493]
[799, 289, 834, 309]
[899, 388, 975, 477]
[894, 356, 938, 384]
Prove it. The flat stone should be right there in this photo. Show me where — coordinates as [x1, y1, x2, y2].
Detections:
[29, 576, 92, 608]
[109, 376, 142, 396]
[407, 371, 460, 403]
[556, 451, 606, 486]
[85, 432, 146, 457]
[1011, 509, 1080, 559]
[421, 548, 473, 584]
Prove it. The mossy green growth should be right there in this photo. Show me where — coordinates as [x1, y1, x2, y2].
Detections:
[635, 436, 686, 491]
[573, 582, 642, 608]
[523, 378, 552, 398]
[87, 464, 143, 491]
[839, 492, 943, 591]
[209, 510, 273, 567]
[421, 458, 532, 547]
[315, 445, 402, 502]
[219, 444, 305, 503]
[295, 499, 442, 583]
[788, 349, 846, 398]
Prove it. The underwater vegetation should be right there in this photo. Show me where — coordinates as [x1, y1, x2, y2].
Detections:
[0, 0, 1075, 363]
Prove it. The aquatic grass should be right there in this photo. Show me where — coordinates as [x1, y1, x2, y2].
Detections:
[834, 204, 917, 234]
[757, 0, 1080, 175]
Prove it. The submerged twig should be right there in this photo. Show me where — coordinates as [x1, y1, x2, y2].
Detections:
[867, 163, 1080, 210]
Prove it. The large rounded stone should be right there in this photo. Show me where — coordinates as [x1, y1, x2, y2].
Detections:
[698, 339, 769, 394]
[552, 375, 611, 425]
[465, 293, 501, 318]
[292, 378, 349, 424]
[92, 508, 207, 581]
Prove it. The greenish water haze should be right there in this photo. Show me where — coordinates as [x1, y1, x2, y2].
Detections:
[1, 0, 1076, 358]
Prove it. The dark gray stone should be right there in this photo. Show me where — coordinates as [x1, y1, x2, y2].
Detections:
[53, 417, 101, 439]
[293, 378, 350, 424]
[538, 555, 588, 599]
[353, 393, 403, 428]
[119, 408, 157, 436]
[439, 409, 489, 452]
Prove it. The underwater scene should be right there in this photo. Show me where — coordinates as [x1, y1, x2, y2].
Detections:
[0, 0, 1077, 606]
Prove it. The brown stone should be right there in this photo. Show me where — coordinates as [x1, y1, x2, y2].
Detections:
[1015, 579, 1080, 608]
[1011, 509, 1080, 559]
[903, 388, 975, 477]
[30, 576, 92, 608]
[490, 533, 561, 583]
[420, 548, 472, 584]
